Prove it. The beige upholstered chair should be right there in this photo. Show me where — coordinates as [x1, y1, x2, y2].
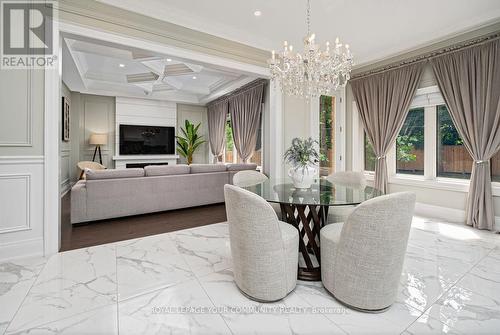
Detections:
[224, 184, 299, 302]
[232, 170, 282, 217]
[232, 170, 268, 187]
[77, 161, 105, 179]
[325, 171, 367, 224]
[320, 192, 416, 312]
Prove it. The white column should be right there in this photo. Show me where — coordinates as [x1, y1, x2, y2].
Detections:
[269, 82, 284, 179]
[424, 105, 437, 180]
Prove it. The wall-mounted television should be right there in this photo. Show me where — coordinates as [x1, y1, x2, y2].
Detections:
[119, 124, 175, 155]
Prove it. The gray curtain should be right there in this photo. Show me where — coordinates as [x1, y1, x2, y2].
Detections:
[229, 83, 264, 163]
[351, 63, 423, 193]
[431, 39, 500, 230]
[207, 100, 228, 163]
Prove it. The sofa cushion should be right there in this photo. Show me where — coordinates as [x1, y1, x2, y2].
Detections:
[144, 164, 190, 176]
[85, 168, 144, 180]
[190, 164, 227, 174]
[226, 163, 258, 171]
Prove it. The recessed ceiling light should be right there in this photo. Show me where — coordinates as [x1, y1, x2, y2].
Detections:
[119, 63, 125, 68]
[254, 10, 262, 17]
[166, 58, 172, 62]
[192, 76, 197, 79]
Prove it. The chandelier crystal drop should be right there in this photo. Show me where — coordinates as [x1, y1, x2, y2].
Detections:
[268, 0, 354, 98]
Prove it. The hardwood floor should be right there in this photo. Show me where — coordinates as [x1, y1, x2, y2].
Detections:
[60, 193, 227, 252]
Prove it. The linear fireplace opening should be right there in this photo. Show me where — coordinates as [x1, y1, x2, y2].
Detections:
[126, 162, 169, 169]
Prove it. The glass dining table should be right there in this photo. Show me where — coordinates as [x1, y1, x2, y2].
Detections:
[243, 178, 382, 281]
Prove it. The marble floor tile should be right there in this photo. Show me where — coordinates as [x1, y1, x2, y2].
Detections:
[455, 249, 500, 299]
[1, 217, 499, 334]
[219, 295, 346, 335]
[6, 245, 117, 334]
[116, 234, 194, 300]
[424, 285, 500, 334]
[398, 245, 473, 312]
[118, 279, 231, 335]
[294, 281, 421, 335]
[0, 256, 46, 335]
[170, 225, 232, 277]
[403, 314, 462, 334]
[5, 304, 118, 335]
[199, 269, 345, 334]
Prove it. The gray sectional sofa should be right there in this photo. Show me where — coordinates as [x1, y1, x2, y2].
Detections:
[71, 163, 257, 224]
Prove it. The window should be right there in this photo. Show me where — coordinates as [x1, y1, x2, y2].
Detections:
[319, 95, 336, 176]
[493, 150, 500, 183]
[396, 108, 424, 175]
[356, 84, 500, 191]
[364, 132, 376, 172]
[249, 112, 262, 166]
[436, 105, 473, 179]
[224, 116, 234, 163]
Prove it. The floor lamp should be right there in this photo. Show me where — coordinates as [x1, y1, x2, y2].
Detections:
[89, 133, 107, 165]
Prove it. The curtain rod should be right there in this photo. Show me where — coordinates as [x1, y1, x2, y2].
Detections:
[207, 78, 268, 106]
[351, 32, 500, 80]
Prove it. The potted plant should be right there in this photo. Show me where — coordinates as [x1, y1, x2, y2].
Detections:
[176, 120, 206, 165]
[284, 137, 319, 189]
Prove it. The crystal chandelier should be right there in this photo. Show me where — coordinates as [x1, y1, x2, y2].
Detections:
[268, 0, 354, 98]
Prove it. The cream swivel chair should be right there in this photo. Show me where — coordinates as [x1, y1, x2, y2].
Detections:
[224, 184, 299, 302]
[320, 192, 416, 312]
[233, 170, 268, 187]
[232, 170, 282, 217]
[77, 161, 106, 179]
[325, 171, 367, 224]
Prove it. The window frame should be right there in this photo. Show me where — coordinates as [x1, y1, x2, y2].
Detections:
[352, 85, 500, 196]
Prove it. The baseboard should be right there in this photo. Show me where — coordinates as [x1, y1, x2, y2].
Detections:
[0, 237, 44, 262]
[415, 202, 500, 231]
[60, 180, 77, 197]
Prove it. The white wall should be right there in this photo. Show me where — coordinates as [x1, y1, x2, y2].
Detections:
[176, 104, 209, 164]
[282, 96, 311, 175]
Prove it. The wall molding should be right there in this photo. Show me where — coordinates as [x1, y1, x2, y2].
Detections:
[0, 156, 44, 165]
[0, 69, 33, 147]
[415, 202, 500, 232]
[0, 174, 31, 234]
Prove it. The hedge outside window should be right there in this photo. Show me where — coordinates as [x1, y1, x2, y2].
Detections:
[436, 105, 473, 179]
[364, 132, 376, 172]
[396, 108, 424, 175]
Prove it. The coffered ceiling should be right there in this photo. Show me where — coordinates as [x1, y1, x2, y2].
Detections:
[62, 36, 256, 104]
[96, 0, 500, 66]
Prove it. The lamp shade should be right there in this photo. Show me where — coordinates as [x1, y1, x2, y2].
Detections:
[89, 133, 108, 145]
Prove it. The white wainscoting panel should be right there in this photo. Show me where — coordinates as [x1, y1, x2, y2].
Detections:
[0, 174, 30, 233]
[0, 70, 32, 146]
[60, 150, 71, 195]
[0, 157, 44, 261]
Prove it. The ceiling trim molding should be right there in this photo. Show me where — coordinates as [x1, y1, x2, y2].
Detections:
[351, 30, 500, 80]
[57, 0, 269, 67]
[351, 19, 500, 77]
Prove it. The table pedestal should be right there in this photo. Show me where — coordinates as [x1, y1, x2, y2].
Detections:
[280, 204, 329, 281]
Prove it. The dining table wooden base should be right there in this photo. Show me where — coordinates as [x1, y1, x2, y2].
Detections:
[280, 203, 329, 281]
